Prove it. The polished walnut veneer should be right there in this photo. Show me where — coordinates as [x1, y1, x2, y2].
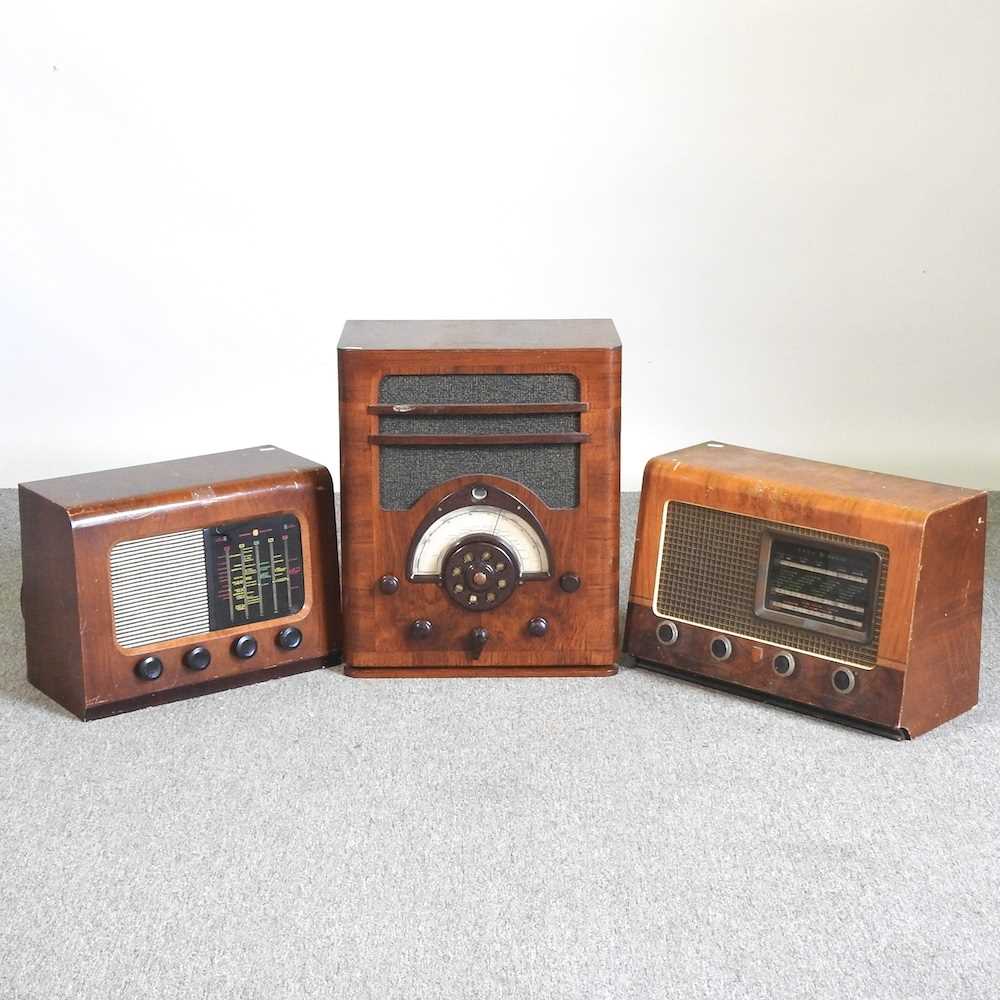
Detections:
[338, 319, 621, 677]
[625, 442, 987, 738]
[19, 446, 342, 719]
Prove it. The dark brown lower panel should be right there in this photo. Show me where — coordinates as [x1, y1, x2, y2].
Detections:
[345, 665, 618, 678]
[632, 657, 910, 740]
[79, 654, 338, 721]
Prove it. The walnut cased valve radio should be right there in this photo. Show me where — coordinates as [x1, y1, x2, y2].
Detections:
[19, 446, 342, 719]
[338, 319, 621, 676]
[625, 442, 987, 739]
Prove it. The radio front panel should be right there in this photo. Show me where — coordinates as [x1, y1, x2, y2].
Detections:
[109, 513, 305, 650]
[654, 501, 888, 669]
[338, 320, 621, 676]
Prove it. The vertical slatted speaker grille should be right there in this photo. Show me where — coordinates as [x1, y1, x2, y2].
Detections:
[110, 529, 210, 649]
[654, 502, 888, 667]
[378, 374, 581, 510]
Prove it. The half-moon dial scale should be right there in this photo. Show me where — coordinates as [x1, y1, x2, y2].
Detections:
[410, 505, 549, 580]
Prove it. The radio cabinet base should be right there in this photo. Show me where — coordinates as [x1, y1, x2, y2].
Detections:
[344, 664, 618, 678]
[77, 654, 336, 721]
[631, 656, 911, 740]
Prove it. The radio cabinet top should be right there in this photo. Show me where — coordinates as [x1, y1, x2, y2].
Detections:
[339, 318, 621, 352]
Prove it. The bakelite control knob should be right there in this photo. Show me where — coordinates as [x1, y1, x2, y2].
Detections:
[276, 626, 303, 650]
[559, 573, 581, 593]
[411, 619, 433, 640]
[232, 635, 258, 659]
[379, 575, 400, 595]
[183, 646, 211, 671]
[470, 627, 489, 660]
[135, 656, 163, 681]
[527, 617, 548, 637]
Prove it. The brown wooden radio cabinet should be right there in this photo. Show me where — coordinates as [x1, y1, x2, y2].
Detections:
[338, 319, 621, 676]
[625, 441, 987, 738]
[19, 446, 342, 719]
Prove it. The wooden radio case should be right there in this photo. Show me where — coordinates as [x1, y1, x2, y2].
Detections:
[338, 319, 621, 676]
[19, 446, 342, 719]
[625, 442, 987, 738]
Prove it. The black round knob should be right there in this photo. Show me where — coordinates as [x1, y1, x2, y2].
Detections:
[710, 636, 733, 661]
[276, 626, 303, 650]
[232, 635, 258, 659]
[411, 619, 433, 640]
[378, 575, 400, 595]
[559, 573, 581, 593]
[832, 667, 856, 694]
[527, 617, 548, 637]
[773, 652, 795, 677]
[183, 646, 211, 671]
[656, 620, 680, 646]
[134, 656, 163, 681]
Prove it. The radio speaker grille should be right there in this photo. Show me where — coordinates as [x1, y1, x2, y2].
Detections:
[378, 374, 580, 510]
[110, 529, 210, 649]
[655, 502, 888, 667]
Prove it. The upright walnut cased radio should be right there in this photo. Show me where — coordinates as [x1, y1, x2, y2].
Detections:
[338, 319, 621, 676]
[625, 442, 987, 738]
[19, 447, 342, 719]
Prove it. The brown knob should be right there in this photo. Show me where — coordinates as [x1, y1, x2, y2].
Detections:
[379, 575, 400, 595]
[527, 617, 548, 637]
[559, 573, 581, 593]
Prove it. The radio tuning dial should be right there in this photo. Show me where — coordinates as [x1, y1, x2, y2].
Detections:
[559, 573, 581, 593]
[379, 575, 400, 595]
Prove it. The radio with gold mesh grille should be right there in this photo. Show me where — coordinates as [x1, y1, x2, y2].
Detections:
[19, 447, 342, 720]
[625, 442, 987, 738]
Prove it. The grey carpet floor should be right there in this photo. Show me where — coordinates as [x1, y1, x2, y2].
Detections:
[0, 490, 998, 1000]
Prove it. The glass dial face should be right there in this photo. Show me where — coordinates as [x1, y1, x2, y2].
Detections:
[408, 504, 550, 580]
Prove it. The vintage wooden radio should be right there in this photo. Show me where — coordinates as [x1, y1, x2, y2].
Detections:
[338, 319, 621, 676]
[19, 446, 342, 719]
[625, 442, 987, 738]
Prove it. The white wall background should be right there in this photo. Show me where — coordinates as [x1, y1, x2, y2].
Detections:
[2, 0, 998, 490]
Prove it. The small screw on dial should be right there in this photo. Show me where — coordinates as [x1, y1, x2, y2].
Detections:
[559, 573, 581, 593]
[134, 655, 163, 681]
[527, 617, 549, 637]
[411, 619, 433, 640]
[378, 575, 400, 595]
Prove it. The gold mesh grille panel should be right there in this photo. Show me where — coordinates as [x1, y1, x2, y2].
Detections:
[654, 502, 888, 667]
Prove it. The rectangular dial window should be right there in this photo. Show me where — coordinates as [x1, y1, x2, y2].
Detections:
[205, 514, 305, 630]
[755, 535, 881, 643]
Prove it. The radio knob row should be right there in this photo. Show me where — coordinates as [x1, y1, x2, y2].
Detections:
[410, 618, 550, 639]
[655, 619, 858, 695]
[133, 627, 304, 681]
